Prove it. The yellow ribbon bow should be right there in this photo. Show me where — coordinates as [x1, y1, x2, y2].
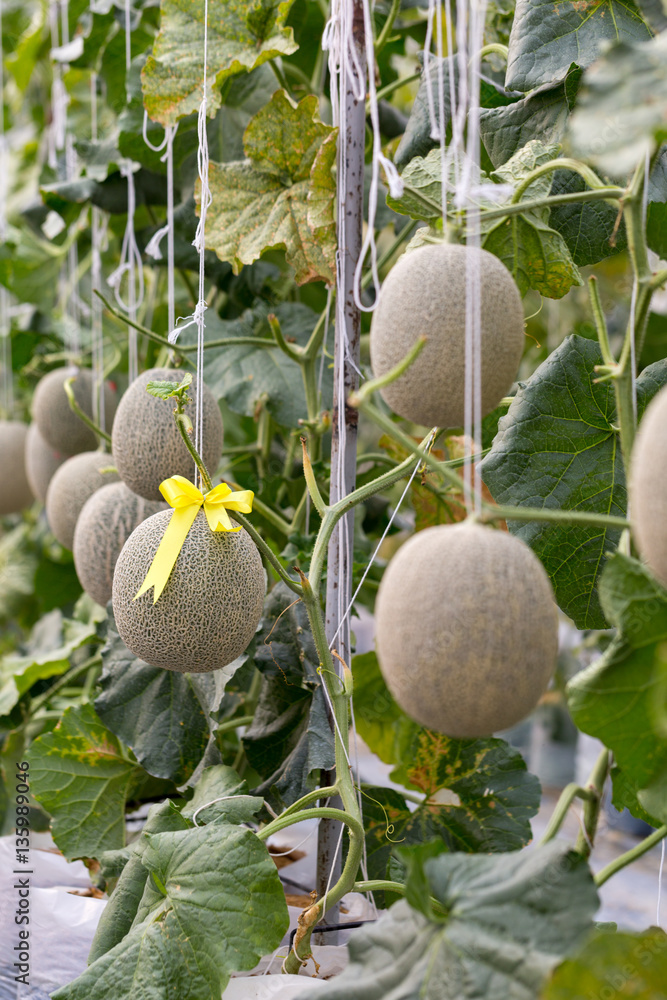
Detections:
[134, 475, 255, 604]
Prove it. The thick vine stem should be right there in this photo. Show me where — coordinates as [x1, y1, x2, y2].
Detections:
[510, 158, 608, 204]
[63, 377, 112, 446]
[352, 394, 632, 533]
[174, 405, 213, 490]
[595, 824, 667, 887]
[350, 335, 427, 406]
[575, 748, 611, 858]
[269, 313, 303, 364]
[375, 0, 401, 53]
[272, 572, 365, 974]
[96, 289, 278, 354]
[233, 510, 303, 596]
[538, 783, 597, 845]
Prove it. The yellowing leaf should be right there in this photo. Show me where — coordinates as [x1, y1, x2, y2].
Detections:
[202, 90, 337, 284]
[141, 0, 298, 126]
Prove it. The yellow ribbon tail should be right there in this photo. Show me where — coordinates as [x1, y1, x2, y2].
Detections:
[134, 502, 200, 604]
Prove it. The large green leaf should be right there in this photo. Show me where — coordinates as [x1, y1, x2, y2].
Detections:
[352, 651, 540, 888]
[637, 0, 667, 31]
[299, 844, 598, 1000]
[481, 338, 667, 629]
[481, 140, 583, 298]
[242, 582, 335, 807]
[141, 0, 296, 126]
[94, 613, 215, 785]
[567, 552, 667, 820]
[568, 34, 667, 178]
[480, 75, 576, 168]
[193, 300, 333, 427]
[89, 799, 190, 964]
[0, 610, 97, 716]
[27, 703, 144, 859]
[548, 169, 627, 267]
[203, 90, 337, 284]
[390, 142, 582, 298]
[53, 819, 289, 1000]
[506, 0, 651, 93]
[542, 927, 667, 999]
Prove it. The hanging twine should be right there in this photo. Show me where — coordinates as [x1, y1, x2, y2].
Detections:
[107, 159, 144, 383]
[143, 111, 178, 335]
[167, 0, 210, 484]
[90, 71, 108, 431]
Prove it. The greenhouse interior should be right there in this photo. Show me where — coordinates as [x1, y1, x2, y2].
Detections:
[1, 0, 667, 998]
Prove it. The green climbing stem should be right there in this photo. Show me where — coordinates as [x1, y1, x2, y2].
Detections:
[595, 825, 667, 887]
[63, 376, 112, 446]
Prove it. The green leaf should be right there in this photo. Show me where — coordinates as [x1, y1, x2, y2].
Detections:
[299, 844, 598, 1000]
[0, 610, 97, 716]
[481, 339, 667, 629]
[480, 78, 573, 169]
[637, 0, 667, 31]
[352, 652, 540, 883]
[0, 524, 37, 622]
[548, 169, 627, 267]
[0, 223, 71, 307]
[145, 371, 192, 400]
[482, 141, 583, 298]
[89, 799, 190, 964]
[395, 57, 516, 169]
[41, 168, 169, 215]
[195, 300, 333, 427]
[542, 927, 667, 999]
[53, 821, 289, 1000]
[94, 613, 213, 784]
[181, 764, 252, 823]
[506, 0, 651, 93]
[390, 142, 582, 298]
[27, 703, 144, 859]
[567, 552, 667, 818]
[242, 582, 334, 807]
[568, 34, 667, 178]
[203, 90, 337, 285]
[141, 0, 297, 126]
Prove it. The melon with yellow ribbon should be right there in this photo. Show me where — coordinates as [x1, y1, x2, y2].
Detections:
[111, 476, 265, 672]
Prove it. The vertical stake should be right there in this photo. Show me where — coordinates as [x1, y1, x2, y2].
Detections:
[315, 0, 366, 944]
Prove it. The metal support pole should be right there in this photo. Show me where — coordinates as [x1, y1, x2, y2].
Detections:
[315, 0, 366, 945]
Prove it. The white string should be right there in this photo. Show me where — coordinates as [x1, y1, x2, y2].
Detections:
[352, 0, 403, 313]
[658, 838, 665, 927]
[321, 820, 345, 919]
[193, 0, 210, 479]
[90, 71, 107, 431]
[142, 117, 178, 334]
[107, 159, 144, 382]
[328, 431, 436, 651]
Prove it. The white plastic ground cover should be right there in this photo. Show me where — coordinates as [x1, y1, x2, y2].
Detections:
[0, 833, 106, 996]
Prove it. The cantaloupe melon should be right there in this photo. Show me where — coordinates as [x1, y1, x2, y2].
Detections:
[629, 384, 667, 589]
[374, 521, 558, 737]
[45, 451, 120, 550]
[369, 243, 525, 428]
[112, 508, 265, 672]
[24, 423, 70, 504]
[111, 368, 224, 501]
[73, 482, 167, 607]
[0, 421, 34, 515]
[32, 367, 117, 454]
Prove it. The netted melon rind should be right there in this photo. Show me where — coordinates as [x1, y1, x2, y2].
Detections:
[0, 422, 34, 515]
[111, 368, 224, 501]
[73, 482, 167, 607]
[370, 243, 525, 428]
[112, 508, 265, 673]
[25, 423, 70, 504]
[45, 451, 121, 550]
[375, 521, 559, 737]
[33, 367, 117, 454]
[630, 385, 667, 589]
